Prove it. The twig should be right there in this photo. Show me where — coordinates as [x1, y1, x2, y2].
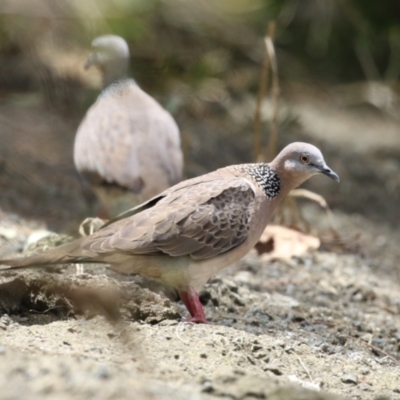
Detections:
[29, 305, 65, 314]
[347, 335, 400, 366]
[254, 22, 276, 162]
[265, 22, 280, 161]
[290, 350, 314, 383]
[175, 322, 190, 345]
[289, 188, 335, 229]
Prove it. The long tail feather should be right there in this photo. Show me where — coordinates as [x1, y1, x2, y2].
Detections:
[0, 237, 97, 270]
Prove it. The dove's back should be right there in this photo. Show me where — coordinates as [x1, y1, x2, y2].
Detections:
[74, 79, 183, 214]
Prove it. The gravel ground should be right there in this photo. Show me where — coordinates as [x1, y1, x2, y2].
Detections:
[1, 75, 400, 400]
[0, 207, 399, 400]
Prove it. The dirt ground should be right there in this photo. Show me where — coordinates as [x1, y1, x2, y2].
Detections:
[0, 203, 400, 400]
[1, 78, 400, 400]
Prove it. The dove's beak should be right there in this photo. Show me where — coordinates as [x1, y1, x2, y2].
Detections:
[320, 164, 340, 182]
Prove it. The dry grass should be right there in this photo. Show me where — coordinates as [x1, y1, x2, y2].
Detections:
[253, 21, 276, 162]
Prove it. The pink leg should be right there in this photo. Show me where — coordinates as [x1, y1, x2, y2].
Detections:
[179, 287, 207, 324]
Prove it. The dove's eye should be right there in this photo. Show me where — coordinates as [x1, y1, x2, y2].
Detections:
[300, 155, 309, 164]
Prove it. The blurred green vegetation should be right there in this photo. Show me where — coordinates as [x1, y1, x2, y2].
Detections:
[1, 0, 400, 92]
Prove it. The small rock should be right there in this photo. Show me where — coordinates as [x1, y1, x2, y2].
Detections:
[229, 292, 245, 306]
[199, 290, 212, 305]
[227, 305, 237, 313]
[337, 335, 347, 345]
[251, 344, 262, 352]
[225, 280, 239, 293]
[359, 384, 371, 392]
[263, 367, 283, 375]
[254, 351, 267, 359]
[89, 346, 103, 353]
[321, 343, 336, 354]
[93, 364, 111, 380]
[360, 367, 370, 375]
[341, 374, 358, 384]
[201, 380, 213, 393]
[0, 346, 5, 355]
[352, 292, 363, 301]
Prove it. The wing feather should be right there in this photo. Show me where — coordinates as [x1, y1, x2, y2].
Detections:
[83, 174, 256, 261]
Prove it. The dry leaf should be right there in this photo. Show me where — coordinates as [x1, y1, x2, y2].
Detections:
[289, 188, 329, 209]
[255, 225, 320, 261]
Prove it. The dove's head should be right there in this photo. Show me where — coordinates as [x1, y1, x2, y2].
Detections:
[270, 142, 339, 191]
[84, 35, 130, 86]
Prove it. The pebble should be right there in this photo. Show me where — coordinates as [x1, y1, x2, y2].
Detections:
[225, 280, 239, 293]
[359, 367, 370, 375]
[251, 344, 262, 352]
[359, 384, 371, 392]
[201, 380, 213, 393]
[229, 292, 245, 306]
[262, 367, 283, 375]
[341, 374, 358, 384]
[337, 335, 347, 345]
[93, 364, 111, 380]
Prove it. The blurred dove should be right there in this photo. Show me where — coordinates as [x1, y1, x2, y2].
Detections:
[1, 143, 339, 323]
[74, 34, 183, 217]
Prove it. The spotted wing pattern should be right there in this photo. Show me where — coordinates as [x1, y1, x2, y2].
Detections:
[83, 175, 256, 261]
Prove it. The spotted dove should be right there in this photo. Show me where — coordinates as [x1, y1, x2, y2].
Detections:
[1, 143, 339, 323]
[74, 34, 183, 216]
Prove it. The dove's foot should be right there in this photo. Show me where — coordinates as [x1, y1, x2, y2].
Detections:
[183, 316, 208, 324]
[179, 287, 208, 324]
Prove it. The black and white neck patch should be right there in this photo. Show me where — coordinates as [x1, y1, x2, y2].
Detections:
[238, 164, 281, 199]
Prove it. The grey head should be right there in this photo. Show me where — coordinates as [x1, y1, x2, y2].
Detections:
[84, 34, 130, 87]
[269, 142, 339, 193]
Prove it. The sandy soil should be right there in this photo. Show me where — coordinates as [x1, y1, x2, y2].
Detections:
[0, 206, 400, 400]
[0, 71, 400, 400]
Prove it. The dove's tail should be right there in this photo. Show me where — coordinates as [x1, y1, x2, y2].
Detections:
[0, 238, 97, 270]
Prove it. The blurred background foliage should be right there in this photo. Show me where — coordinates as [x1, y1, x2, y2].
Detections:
[0, 0, 399, 231]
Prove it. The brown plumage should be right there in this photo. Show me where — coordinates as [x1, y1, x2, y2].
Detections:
[1, 143, 339, 323]
[74, 35, 183, 216]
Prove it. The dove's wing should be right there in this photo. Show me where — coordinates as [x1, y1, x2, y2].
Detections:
[83, 173, 256, 261]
